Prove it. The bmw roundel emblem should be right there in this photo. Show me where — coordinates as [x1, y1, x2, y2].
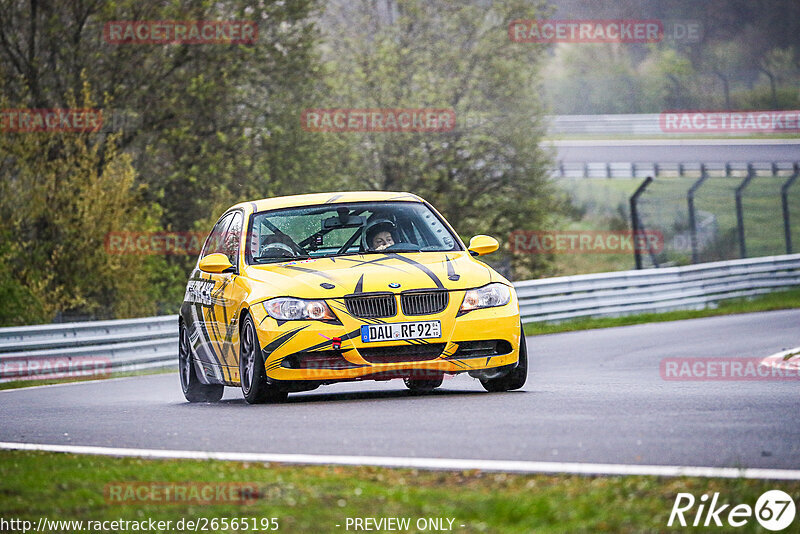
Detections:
[388, 282, 401, 288]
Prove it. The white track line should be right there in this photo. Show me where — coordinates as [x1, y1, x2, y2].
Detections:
[2, 442, 799, 480]
[760, 347, 800, 371]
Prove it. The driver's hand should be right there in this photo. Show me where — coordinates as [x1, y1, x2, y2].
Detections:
[375, 244, 389, 251]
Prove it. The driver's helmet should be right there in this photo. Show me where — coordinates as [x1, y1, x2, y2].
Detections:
[362, 219, 397, 251]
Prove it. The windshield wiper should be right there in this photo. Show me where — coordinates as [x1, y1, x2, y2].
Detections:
[253, 252, 309, 263]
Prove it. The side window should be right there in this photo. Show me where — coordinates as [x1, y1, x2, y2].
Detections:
[201, 213, 233, 258]
[222, 212, 243, 266]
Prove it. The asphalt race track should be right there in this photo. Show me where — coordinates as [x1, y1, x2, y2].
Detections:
[2, 310, 798, 470]
[551, 139, 800, 164]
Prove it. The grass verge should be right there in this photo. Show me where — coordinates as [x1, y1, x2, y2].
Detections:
[525, 287, 800, 336]
[1, 450, 798, 533]
[0, 367, 174, 392]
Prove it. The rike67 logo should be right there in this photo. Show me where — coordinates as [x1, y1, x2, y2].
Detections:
[669, 490, 796, 530]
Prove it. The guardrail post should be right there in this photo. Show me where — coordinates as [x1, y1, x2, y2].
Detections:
[606, 163, 612, 178]
[630, 176, 654, 270]
[653, 163, 660, 177]
[687, 165, 709, 264]
[781, 163, 800, 254]
[631, 162, 637, 177]
[735, 164, 756, 258]
[559, 161, 565, 178]
[678, 163, 684, 177]
[583, 163, 589, 178]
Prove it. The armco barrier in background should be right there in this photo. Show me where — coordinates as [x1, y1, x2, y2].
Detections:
[515, 254, 800, 323]
[0, 315, 178, 383]
[1, 254, 798, 381]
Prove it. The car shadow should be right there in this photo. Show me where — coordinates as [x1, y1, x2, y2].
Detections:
[206, 386, 515, 406]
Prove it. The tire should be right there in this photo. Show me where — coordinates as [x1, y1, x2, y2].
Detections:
[404, 374, 443, 393]
[239, 315, 288, 404]
[179, 322, 224, 403]
[480, 324, 528, 392]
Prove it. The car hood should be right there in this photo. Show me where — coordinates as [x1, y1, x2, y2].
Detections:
[243, 251, 505, 299]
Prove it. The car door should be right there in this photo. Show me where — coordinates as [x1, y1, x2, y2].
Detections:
[185, 212, 233, 383]
[208, 210, 249, 381]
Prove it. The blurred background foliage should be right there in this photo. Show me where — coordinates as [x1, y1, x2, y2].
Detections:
[543, 0, 800, 113]
[0, 0, 798, 324]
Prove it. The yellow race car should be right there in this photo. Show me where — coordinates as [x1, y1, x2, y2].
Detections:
[179, 191, 526, 403]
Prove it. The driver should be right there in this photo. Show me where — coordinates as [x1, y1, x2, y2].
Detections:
[366, 221, 396, 251]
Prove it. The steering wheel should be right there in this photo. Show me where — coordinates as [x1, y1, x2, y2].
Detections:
[382, 242, 420, 252]
[260, 242, 296, 257]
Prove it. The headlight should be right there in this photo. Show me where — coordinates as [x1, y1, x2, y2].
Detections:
[265, 297, 337, 321]
[459, 283, 511, 312]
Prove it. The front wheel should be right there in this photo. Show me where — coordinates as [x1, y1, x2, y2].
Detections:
[179, 322, 224, 403]
[480, 325, 528, 392]
[239, 315, 288, 404]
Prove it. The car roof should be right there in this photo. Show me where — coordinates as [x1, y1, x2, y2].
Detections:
[234, 191, 425, 213]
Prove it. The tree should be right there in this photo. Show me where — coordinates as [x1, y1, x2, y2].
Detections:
[314, 0, 560, 279]
[542, 43, 644, 114]
[757, 47, 798, 109]
[0, 0, 330, 320]
[638, 47, 694, 110]
[0, 83, 161, 321]
[701, 41, 749, 110]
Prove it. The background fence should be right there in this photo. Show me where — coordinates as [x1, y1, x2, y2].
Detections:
[2, 254, 799, 382]
[552, 161, 800, 269]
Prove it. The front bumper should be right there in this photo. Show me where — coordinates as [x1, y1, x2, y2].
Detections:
[247, 290, 521, 383]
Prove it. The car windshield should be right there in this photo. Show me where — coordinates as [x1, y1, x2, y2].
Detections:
[247, 201, 460, 263]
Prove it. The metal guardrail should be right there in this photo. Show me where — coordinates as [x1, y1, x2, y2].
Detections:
[548, 113, 800, 136]
[549, 114, 666, 136]
[515, 254, 800, 323]
[0, 315, 178, 383]
[1, 254, 799, 381]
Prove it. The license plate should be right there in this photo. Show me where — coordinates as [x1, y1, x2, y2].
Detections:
[360, 321, 441, 343]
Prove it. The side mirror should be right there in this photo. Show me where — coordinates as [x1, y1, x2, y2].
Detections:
[198, 253, 234, 274]
[468, 235, 499, 256]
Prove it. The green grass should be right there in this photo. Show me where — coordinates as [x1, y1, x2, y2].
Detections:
[525, 287, 800, 336]
[1, 450, 798, 533]
[0, 367, 173, 391]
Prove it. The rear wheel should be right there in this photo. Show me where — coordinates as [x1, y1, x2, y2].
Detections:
[480, 325, 528, 392]
[404, 374, 443, 393]
[240, 315, 288, 404]
[179, 322, 224, 402]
